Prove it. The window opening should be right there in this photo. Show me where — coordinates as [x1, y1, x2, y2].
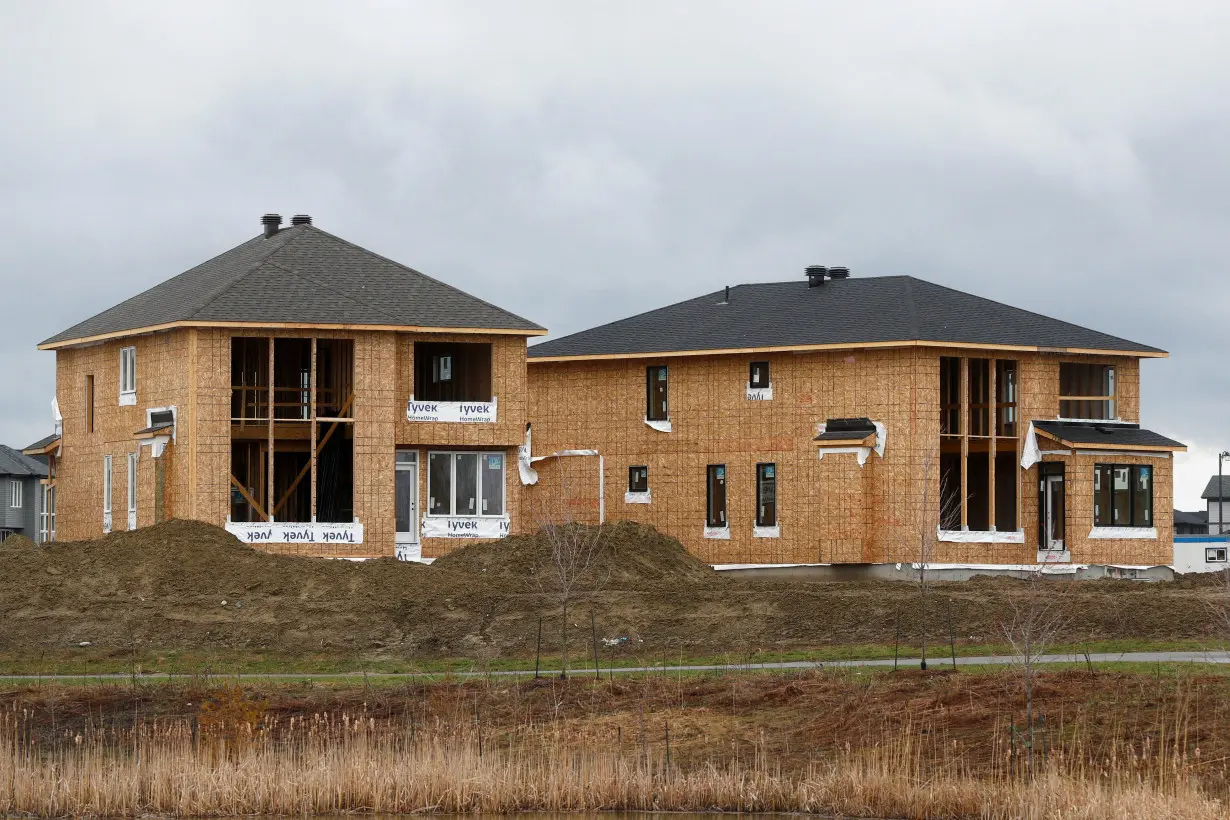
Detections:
[1207, 547, 1228, 563]
[756, 463, 776, 527]
[628, 465, 649, 493]
[706, 464, 727, 527]
[749, 361, 770, 389]
[229, 337, 355, 525]
[1060, 363, 1115, 419]
[120, 347, 136, 397]
[938, 356, 1020, 532]
[127, 453, 137, 522]
[1094, 463, 1152, 527]
[86, 374, 95, 433]
[414, 342, 492, 402]
[103, 455, 112, 519]
[426, 451, 506, 517]
[646, 366, 669, 421]
[9, 480, 21, 508]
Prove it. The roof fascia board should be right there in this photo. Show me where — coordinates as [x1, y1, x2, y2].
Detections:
[816, 435, 877, 447]
[528, 339, 1167, 364]
[22, 438, 62, 456]
[1034, 427, 1184, 452]
[40, 321, 548, 350]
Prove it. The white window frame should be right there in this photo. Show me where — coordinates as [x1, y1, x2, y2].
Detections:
[103, 454, 113, 533]
[9, 480, 20, 509]
[127, 452, 138, 528]
[425, 450, 506, 518]
[40, 485, 56, 542]
[119, 346, 137, 405]
[1207, 547, 1228, 563]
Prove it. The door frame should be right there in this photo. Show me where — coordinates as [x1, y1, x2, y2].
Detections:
[1037, 462, 1066, 551]
[395, 450, 419, 550]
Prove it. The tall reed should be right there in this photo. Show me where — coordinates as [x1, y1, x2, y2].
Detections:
[1, 700, 1225, 819]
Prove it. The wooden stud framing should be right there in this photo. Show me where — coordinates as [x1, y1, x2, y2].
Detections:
[989, 358, 997, 531]
[960, 357, 969, 530]
[310, 338, 317, 522]
[266, 337, 274, 522]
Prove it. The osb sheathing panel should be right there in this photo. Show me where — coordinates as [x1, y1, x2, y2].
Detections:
[53, 330, 191, 541]
[526, 348, 1168, 566]
[186, 328, 528, 558]
[395, 334, 528, 448]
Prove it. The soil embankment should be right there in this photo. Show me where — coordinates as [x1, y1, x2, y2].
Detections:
[0, 519, 1225, 658]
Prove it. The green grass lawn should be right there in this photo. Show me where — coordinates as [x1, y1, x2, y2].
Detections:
[0, 637, 1223, 679]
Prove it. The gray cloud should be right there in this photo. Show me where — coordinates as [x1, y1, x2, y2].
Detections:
[1, 1, 1226, 506]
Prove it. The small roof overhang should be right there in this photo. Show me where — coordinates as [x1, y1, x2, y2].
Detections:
[1033, 421, 1186, 453]
[134, 421, 175, 437]
[815, 417, 878, 447]
[22, 436, 61, 457]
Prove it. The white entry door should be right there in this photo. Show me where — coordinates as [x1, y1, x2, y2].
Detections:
[395, 451, 419, 560]
[1043, 473, 1065, 551]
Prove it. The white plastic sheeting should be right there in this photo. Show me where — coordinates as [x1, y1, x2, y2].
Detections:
[1088, 526, 1158, 540]
[753, 525, 780, 539]
[421, 515, 510, 539]
[703, 525, 731, 540]
[746, 384, 773, 401]
[406, 396, 497, 423]
[395, 541, 423, 562]
[644, 417, 672, 433]
[937, 529, 1025, 544]
[814, 420, 887, 468]
[226, 521, 365, 545]
[1021, 422, 1042, 469]
[624, 490, 651, 504]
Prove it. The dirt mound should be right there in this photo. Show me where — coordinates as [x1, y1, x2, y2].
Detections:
[0, 534, 36, 550]
[432, 521, 721, 589]
[0, 518, 1226, 660]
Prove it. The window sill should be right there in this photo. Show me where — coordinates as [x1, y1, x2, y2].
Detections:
[119, 392, 137, 407]
[624, 490, 651, 504]
[703, 525, 730, 540]
[1088, 526, 1157, 540]
[644, 417, 672, 433]
[421, 514, 510, 539]
[753, 525, 780, 538]
[937, 529, 1025, 543]
[406, 396, 497, 423]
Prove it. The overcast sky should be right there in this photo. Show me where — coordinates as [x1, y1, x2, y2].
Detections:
[1, 1, 1226, 507]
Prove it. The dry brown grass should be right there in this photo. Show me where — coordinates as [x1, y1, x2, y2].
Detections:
[1, 692, 1227, 819]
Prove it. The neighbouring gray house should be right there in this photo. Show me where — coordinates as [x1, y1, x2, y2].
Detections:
[0, 444, 49, 543]
[1201, 476, 1230, 535]
[1174, 509, 1210, 536]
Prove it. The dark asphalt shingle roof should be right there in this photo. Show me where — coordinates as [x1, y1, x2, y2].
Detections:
[1174, 510, 1209, 526]
[1033, 421, 1185, 450]
[528, 276, 1163, 359]
[0, 445, 49, 478]
[1202, 476, 1230, 500]
[42, 225, 543, 346]
[815, 417, 878, 442]
[22, 433, 59, 453]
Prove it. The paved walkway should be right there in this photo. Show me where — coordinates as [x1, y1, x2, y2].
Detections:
[1, 650, 1227, 681]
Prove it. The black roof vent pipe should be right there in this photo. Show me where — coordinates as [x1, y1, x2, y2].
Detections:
[261, 213, 283, 238]
[291, 214, 312, 226]
[828, 266, 850, 279]
[806, 265, 827, 287]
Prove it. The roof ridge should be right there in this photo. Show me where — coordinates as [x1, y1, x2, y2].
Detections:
[295, 226, 544, 330]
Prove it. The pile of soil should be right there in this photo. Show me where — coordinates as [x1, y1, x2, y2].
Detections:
[0, 519, 1226, 659]
[432, 521, 721, 589]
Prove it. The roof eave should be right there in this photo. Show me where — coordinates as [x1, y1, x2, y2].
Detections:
[528, 338, 1168, 364]
[40, 320, 548, 350]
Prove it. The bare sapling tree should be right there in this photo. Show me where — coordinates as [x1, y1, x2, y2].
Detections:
[918, 453, 961, 671]
[533, 458, 605, 679]
[998, 568, 1066, 774]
